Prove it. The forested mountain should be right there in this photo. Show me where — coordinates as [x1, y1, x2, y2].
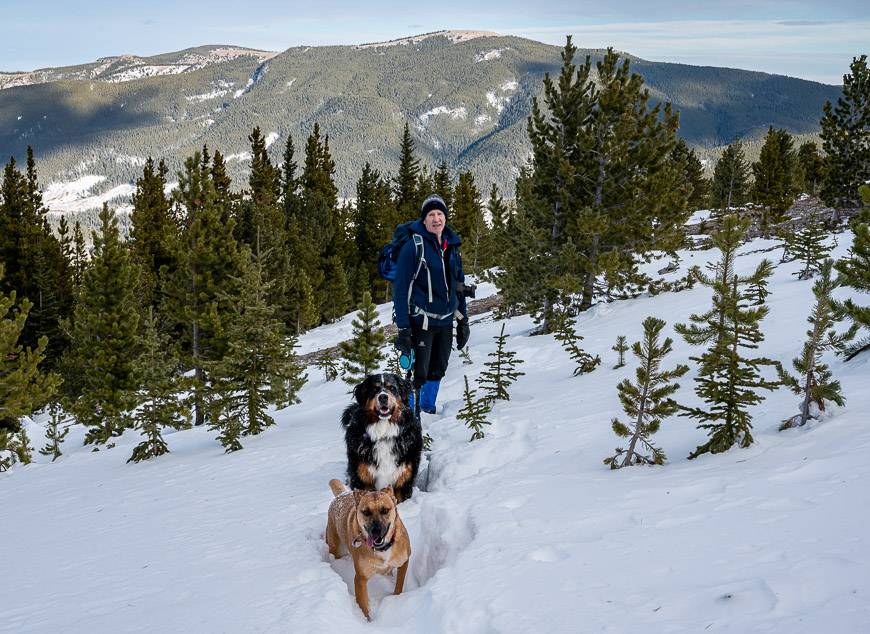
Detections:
[0, 31, 841, 210]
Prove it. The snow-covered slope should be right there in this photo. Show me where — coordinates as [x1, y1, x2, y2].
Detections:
[2, 234, 869, 632]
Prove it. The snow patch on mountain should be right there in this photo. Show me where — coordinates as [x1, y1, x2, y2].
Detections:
[357, 30, 499, 49]
[265, 132, 280, 148]
[185, 89, 228, 102]
[225, 151, 252, 163]
[418, 105, 468, 125]
[43, 175, 135, 214]
[475, 48, 510, 63]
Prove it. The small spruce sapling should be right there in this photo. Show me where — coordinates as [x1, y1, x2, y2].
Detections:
[315, 354, 340, 382]
[553, 312, 600, 376]
[478, 323, 525, 403]
[612, 335, 629, 369]
[604, 317, 688, 468]
[39, 402, 70, 462]
[779, 260, 851, 429]
[339, 291, 386, 385]
[788, 211, 831, 280]
[457, 375, 492, 441]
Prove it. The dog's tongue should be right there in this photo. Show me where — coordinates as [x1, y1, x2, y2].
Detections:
[367, 535, 375, 548]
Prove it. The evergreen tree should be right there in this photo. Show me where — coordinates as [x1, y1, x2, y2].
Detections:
[820, 55, 870, 211]
[746, 259, 775, 305]
[127, 307, 192, 463]
[352, 163, 394, 300]
[0, 264, 60, 459]
[481, 183, 509, 270]
[72, 221, 87, 288]
[478, 323, 526, 402]
[0, 157, 28, 297]
[612, 335, 628, 369]
[66, 205, 141, 446]
[497, 40, 685, 331]
[834, 208, 870, 360]
[39, 401, 69, 462]
[752, 126, 798, 233]
[779, 260, 850, 429]
[710, 139, 749, 209]
[315, 354, 340, 382]
[129, 157, 175, 309]
[787, 211, 831, 279]
[394, 122, 421, 220]
[161, 150, 244, 427]
[675, 215, 780, 458]
[553, 312, 601, 376]
[432, 160, 453, 211]
[339, 291, 386, 385]
[208, 244, 307, 449]
[604, 316, 688, 468]
[795, 141, 826, 196]
[322, 254, 351, 323]
[281, 133, 301, 225]
[458, 375, 491, 441]
[671, 138, 709, 211]
[452, 171, 486, 273]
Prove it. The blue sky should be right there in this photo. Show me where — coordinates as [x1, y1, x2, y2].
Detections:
[2, 1, 868, 84]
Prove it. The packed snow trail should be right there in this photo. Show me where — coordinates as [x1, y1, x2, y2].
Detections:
[2, 236, 869, 632]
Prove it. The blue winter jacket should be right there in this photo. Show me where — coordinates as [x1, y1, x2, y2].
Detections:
[393, 220, 468, 330]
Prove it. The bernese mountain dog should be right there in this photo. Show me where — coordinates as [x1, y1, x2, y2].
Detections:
[341, 373, 422, 503]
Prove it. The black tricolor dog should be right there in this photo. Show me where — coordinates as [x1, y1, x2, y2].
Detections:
[341, 373, 423, 503]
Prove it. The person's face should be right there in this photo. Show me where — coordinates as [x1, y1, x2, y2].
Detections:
[423, 209, 445, 235]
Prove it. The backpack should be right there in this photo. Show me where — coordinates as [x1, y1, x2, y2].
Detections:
[377, 221, 425, 283]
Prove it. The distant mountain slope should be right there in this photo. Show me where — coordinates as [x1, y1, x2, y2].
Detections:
[0, 31, 841, 212]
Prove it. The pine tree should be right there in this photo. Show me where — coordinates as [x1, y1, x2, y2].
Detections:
[161, 150, 244, 427]
[1, 264, 60, 466]
[127, 307, 192, 463]
[72, 221, 87, 287]
[457, 375, 491, 441]
[834, 208, 870, 360]
[394, 122, 421, 221]
[553, 312, 600, 376]
[752, 127, 798, 233]
[612, 335, 629, 368]
[711, 139, 749, 209]
[787, 211, 831, 279]
[795, 141, 825, 196]
[671, 138, 709, 211]
[675, 215, 780, 458]
[820, 55, 870, 212]
[352, 163, 394, 300]
[779, 260, 850, 429]
[497, 40, 685, 331]
[281, 133, 301, 225]
[604, 316, 688, 469]
[339, 291, 386, 385]
[67, 205, 141, 446]
[432, 161, 453, 211]
[208, 244, 307, 450]
[129, 157, 175, 309]
[746, 259, 774, 305]
[315, 354, 340, 382]
[478, 323, 526, 402]
[452, 171, 486, 273]
[39, 401, 69, 462]
[322, 254, 351, 323]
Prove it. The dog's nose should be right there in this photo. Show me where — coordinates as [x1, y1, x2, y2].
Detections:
[370, 521, 385, 541]
[378, 393, 389, 405]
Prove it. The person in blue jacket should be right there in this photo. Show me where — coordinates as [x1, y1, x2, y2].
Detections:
[393, 194, 471, 415]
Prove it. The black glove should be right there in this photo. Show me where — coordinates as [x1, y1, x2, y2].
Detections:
[395, 328, 413, 356]
[456, 319, 470, 350]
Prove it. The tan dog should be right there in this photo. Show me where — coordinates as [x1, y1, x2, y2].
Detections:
[325, 479, 411, 620]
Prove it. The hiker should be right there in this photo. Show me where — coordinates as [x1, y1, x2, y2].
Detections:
[393, 194, 471, 415]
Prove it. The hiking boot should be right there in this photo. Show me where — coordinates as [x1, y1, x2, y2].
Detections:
[420, 379, 441, 415]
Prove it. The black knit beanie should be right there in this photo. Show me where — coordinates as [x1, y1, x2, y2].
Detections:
[420, 193, 449, 220]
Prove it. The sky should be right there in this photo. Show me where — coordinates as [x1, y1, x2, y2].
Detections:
[1, 1, 868, 84]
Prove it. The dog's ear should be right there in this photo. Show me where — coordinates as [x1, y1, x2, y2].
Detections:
[353, 379, 368, 406]
[353, 489, 363, 505]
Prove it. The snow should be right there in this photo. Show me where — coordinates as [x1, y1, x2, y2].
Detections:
[224, 151, 252, 163]
[475, 48, 510, 62]
[265, 131, 280, 148]
[185, 89, 228, 102]
[106, 64, 189, 83]
[3, 236, 870, 632]
[418, 105, 468, 125]
[43, 175, 135, 214]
